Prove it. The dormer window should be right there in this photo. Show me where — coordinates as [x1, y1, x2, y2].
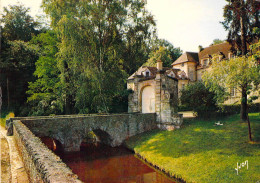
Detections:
[145, 71, 149, 77]
[168, 71, 175, 78]
[229, 53, 235, 59]
[203, 59, 208, 66]
[142, 69, 151, 77]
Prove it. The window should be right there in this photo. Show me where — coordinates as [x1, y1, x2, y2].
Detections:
[198, 74, 202, 81]
[182, 84, 185, 89]
[189, 71, 194, 81]
[145, 71, 149, 77]
[203, 59, 208, 66]
[229, 53, 234, 59]
[181, 63, 184, 67]
[168, 72, 175, 78]
[231, 88, 236, 97]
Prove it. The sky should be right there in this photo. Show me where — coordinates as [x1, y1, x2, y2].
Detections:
[1, 0, 228, 52]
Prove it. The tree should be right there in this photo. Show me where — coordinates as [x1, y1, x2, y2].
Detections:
[0, 40, 39, 114]
[151, 39, 182, 62]
[210, 39, 225, 45]
[203, 43, 260, 141]
[27, 31, 62, 116]
[41, 0, 157, 114]
[0, 4, 40, 42]
[180, 81, 219, 117]
[222, 0, 260, 122]
[222, 0, 260, 54]
[143, 46, 172, 67]
[0, 4, 41, 115]
[143, 39, 182, 68]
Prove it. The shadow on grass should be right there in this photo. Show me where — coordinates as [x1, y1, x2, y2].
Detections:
[125, 113, 260, 183]
[127, 113, 260, 160]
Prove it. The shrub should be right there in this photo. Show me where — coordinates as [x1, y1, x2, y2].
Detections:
[180, 81, 218, 118]
[219, 103, 260, 116]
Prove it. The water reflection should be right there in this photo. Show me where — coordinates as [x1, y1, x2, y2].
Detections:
[41, 137, 176, 183]
[61, 144, 175, 183]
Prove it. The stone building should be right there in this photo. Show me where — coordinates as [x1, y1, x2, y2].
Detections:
[127, 41, 259, 129]
[127, 60, 183, 130]
[172, 41, 260, 104]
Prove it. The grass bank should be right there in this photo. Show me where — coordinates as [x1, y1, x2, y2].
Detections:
[125, 113, 260, 183]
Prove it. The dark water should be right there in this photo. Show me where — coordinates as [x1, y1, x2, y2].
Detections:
[41, 138, 176, 183]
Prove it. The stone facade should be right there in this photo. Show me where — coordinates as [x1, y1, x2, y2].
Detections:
[127, 60, 183, 129]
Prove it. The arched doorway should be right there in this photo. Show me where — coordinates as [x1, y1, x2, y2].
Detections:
[141, 86, 155, 113]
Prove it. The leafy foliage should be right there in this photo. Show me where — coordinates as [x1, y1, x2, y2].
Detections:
[41, 0, 157, 114]
[0, 39, 39, 114]
[27, 31, 63, 116]
[143, 39, 182, 68]
[203, 41, 260, 122]
[151, 39, 182, 62]
[222, 0, 260, 53]
[143, 46, 172, 67]
[0, 4, 40, 42]
[0, 4, 42, 115]
[180, 81, 218, 116]
[203, 53, 260, 103]
[210, 39, 225, 45]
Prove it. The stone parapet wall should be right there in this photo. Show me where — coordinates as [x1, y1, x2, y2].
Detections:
[13, 120, 82, 183]
[8, 113, 157, 152]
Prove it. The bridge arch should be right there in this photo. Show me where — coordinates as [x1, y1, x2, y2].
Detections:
[40, 137, 63, 152]
[81, 129, 112, 146]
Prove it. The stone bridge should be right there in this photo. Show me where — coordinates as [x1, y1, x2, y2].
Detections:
[6, 113, 156, 152]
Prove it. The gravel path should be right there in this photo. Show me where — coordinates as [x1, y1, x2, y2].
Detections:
[1, 131, 11, 183]
[0, 126, 29, 183]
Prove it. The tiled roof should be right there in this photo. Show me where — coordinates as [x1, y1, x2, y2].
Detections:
[128, 66, 158, 80]
[199, 42, 232, 60]
[127, 66, 182, 80]
[171, 52, 199, 66]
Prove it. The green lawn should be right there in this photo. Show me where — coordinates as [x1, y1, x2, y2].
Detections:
[125, 113, 260, 183]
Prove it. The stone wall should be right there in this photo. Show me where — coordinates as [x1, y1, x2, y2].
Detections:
[13, 120, 82, 183]
[8, 113, 157, 152]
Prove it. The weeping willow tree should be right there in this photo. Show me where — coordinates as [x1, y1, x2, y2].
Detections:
[41, 0, 156, 114]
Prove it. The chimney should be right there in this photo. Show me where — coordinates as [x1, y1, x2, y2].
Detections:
[198, 45, 204, 52]
[157, 60, 163, 71]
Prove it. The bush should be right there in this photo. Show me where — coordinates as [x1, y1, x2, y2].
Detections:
[180, 81, 218, 118]
[219, 103, 260, 116]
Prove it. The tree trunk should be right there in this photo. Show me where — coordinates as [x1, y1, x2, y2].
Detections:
[0, 86, 2, 115]
[65, 94, 73, 115]
[247, 115, 252, 141]
[240, 0, 252, 142]
[7, 77, 10, 110]
[240, 0, 247, 55]
[253, 0, 260, 28]
[240, 86, 247, 121]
